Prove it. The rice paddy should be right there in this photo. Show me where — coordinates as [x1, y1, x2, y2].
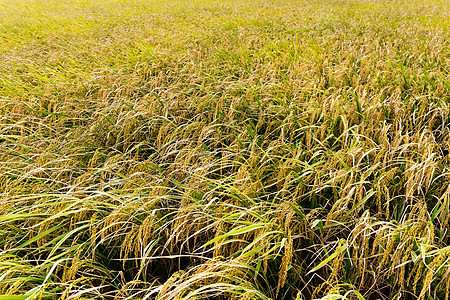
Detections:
[0, 0, 449, 299]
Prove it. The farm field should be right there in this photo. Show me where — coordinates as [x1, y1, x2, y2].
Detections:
[0, 0, 449, 299]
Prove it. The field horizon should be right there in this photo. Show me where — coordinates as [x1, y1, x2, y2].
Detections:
[1, 0, 450, 299]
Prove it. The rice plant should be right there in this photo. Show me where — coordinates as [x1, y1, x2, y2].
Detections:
[0, 0, 449, 299]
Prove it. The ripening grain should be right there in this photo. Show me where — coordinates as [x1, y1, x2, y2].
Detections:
[0, 0, 449, 299]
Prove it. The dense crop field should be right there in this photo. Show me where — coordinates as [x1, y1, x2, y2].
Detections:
[0, 0, 449, 299]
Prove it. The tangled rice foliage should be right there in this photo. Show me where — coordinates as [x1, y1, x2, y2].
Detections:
[0, 0, 449, 299]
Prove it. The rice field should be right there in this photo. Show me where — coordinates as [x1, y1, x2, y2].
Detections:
[0, 0, 449, 299]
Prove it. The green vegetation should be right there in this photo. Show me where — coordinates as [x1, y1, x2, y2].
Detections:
[0, 0, 449, 298]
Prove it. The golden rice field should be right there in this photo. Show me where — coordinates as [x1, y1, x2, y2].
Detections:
[0, 0, 449, 299]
